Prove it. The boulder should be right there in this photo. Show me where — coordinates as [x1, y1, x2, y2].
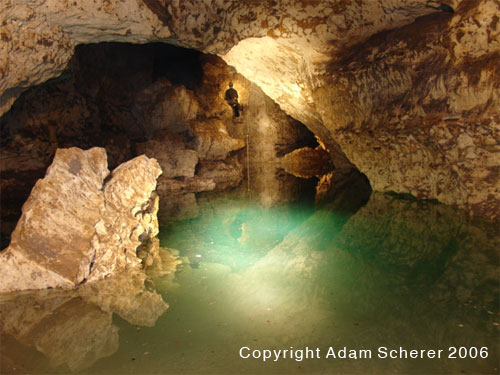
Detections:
[87, 154, 163, 283]
[136, 130, 198, 179]
[188, 118, 245, 161]
[0, 147, 162, 293]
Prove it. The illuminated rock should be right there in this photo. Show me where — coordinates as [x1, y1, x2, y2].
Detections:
[0, 0, 498, 217]
[136, 131, 198, 179]
[189, 118, 245, 161]
[0, 147, 162, 292]
[86, 153, 163, 283]
[283, 146, 333, 179]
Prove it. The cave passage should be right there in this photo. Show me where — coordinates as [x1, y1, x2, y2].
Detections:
[0, 41, 499, 375]
[0, 42, 321, 248]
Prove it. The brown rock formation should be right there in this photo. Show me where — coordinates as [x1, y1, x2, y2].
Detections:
[87, 153, 163, 283]
[0, 147, 162, 293]
[1, 0, 498, 217]
[283, 146, 333, 179]
[197, 155, 244, 191]
[133, 79, 200, 137]
[189, 118, 245, 161]
[136, 131, 198, 179]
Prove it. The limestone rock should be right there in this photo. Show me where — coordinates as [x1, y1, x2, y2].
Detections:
[312, 3, 500, 219]
[188, 118, 245, 161]
[242, 83, 319, 162]
[1, 0, 498, 217]
[0, 147, 162, 293]
[136, 131, 198, 179]
[87, 154, 162, 283]
[133, 79, 199, 138]
[197, 155, 244, 191]
[283, 146, 333, 179]
[0, 148, 108, 292]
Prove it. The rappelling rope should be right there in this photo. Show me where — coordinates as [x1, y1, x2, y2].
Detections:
[245, 113, 251, 192]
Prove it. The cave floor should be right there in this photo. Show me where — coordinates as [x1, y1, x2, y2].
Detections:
[1, 177, 499, 375]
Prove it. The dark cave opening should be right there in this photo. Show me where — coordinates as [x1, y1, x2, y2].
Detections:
[0, 41, 330, 250]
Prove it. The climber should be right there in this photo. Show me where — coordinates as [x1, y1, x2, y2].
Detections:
[425, 1, 454, 13]
[224, 82, 241, 117]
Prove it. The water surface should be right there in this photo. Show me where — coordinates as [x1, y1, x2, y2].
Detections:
[1, 173, 499, 375]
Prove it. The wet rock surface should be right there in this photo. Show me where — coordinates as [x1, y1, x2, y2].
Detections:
[0, 147, 164, 293]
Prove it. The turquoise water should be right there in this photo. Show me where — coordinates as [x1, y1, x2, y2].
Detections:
[1, 176, 499, 374]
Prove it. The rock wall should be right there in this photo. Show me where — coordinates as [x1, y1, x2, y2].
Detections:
[1, 0, 498, 217]
[1, 44, 316, 244]
[314, 3, 500, 219]
[0, 147, 164, 293]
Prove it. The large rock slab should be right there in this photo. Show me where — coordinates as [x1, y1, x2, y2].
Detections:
[188, 118, 245, 161]
[136, 131, 198, 179]
[87, 154, 163, 283]
[197, 155, 244, 191]
[0, 147, 162, 293]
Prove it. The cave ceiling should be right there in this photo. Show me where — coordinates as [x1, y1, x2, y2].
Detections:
[1, 0, 499, 218]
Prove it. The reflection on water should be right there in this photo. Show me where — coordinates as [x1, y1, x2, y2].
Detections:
[1, 166, 499, 374]
[0, 270, 168, 373]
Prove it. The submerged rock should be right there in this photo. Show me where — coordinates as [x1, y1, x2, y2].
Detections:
[0, 147, 163, 293]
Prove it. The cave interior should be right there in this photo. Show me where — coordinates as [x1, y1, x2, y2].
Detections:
[0, 1, 499, 374]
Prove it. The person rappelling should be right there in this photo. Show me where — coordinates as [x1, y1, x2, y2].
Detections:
[224, 82, 242, 117]
[425, 1, 454, 13]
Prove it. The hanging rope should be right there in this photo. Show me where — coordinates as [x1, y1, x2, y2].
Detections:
[246, 117, 251, 192]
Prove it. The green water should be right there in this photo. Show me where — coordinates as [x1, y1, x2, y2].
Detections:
[1, 178, 499, 375]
